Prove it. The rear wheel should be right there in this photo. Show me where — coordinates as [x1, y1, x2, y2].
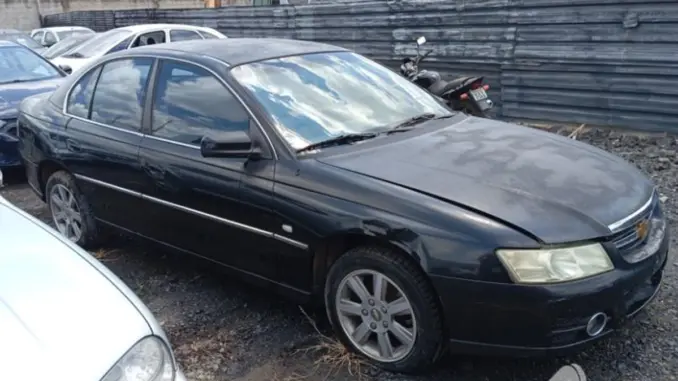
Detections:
[45, 170, 100, 248]
[324, 246, 444, 373]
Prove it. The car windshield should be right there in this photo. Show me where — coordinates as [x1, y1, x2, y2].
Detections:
[231, 51, 452, 150]
[63, 29, 132, 58]
[43, 34, 94, 59]
[0, 46, 61, 84]
[56, 29, 93, 40]
[0, 33, 43, 50]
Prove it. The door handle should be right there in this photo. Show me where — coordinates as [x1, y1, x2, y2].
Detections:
[66, 138, 82, 152]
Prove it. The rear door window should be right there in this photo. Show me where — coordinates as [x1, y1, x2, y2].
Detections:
[89, 57, 154, 131]
[197, 30, 220, 39]
[169, 29, 203, 42]
[66, 66, 102, 118]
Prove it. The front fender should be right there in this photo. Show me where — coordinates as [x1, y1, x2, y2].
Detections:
[273, 160, 540, 287]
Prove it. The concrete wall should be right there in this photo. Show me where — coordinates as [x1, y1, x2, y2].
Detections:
[0, 0, 206, 30]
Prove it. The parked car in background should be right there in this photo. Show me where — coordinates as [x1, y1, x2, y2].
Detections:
[0, 191, 186, 381]
[30, 26, 95, 48]
[17, 39, 669, 374]
[0, 41, 65, 169]
[42, 33, 98, 64]
[51, 24, 226, 73]
[0, 29, 47, 54]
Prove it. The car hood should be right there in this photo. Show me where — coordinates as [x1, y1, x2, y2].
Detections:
[317, 116, 654, 243]
[0, 201, 152, 381]
[0, 77, 63, 119]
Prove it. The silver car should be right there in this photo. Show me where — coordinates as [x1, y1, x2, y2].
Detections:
[0, 171, 186, 381]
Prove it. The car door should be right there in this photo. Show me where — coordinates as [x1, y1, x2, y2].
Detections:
[168, 29, 204, 42]
[137, 58, 280, 280]
[63, 57, 156, 233]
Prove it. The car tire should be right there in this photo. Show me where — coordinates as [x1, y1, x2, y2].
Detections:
[324, 246, 444, 374]
[45, 170, 100, 249]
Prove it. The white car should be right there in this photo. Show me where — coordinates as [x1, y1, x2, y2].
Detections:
[30, 26, 95, 48]
[0, 171, 186, 381]
[51, 24, 226, 74]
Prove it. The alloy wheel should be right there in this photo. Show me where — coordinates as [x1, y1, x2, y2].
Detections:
[335, 269, 417, 362]
[50, 183, 83, 242]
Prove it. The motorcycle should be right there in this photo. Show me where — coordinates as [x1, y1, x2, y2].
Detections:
[399, 36, 494, 118]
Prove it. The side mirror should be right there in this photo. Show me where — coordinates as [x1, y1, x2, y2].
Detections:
[416, 36, 426, 46]
[59, 65, 72, 75]
[200, 130, 261, 159]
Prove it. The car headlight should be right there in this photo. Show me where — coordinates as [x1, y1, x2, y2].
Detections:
[496, 243, 614, 284]
[101, 336, 175, 381]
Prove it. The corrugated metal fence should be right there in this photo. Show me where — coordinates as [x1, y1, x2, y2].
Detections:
[43, 0, 678, 131]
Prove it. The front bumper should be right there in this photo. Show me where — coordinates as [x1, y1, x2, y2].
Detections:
[431, 230, 670, 356]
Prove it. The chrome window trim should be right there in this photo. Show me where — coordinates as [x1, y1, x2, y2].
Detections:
[62, 54, 278, 159]
[608, 190, 656, 232]
[74, 174, 308, 250]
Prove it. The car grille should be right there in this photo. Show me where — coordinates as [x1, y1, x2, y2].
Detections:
[609, 191, 662, 263]
[0, 118, 17, 136]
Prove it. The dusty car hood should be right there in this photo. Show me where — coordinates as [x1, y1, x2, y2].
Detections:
[0, 201, 151, 381]
[317, 116, 654, 243]
[0, 77, 63, 119]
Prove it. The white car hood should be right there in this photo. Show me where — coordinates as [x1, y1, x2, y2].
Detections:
[0, 201, 151, 381]
[51, 55, 95, 73]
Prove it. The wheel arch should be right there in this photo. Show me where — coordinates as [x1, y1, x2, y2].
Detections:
[312, 229, 451, 363]
[37, 159, 69, 200]
[310, 227, 432, 298]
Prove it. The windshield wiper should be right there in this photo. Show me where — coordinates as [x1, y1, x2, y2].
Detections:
[296, 132, 378, 154]
[387, 113, 454, 132]
[0, 78, 34, 85]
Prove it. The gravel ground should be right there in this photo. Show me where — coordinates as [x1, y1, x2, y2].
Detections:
[2, 126, 677, 381]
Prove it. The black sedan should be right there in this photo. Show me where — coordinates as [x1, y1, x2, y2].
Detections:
[0, 41, 65, 168]
[17, 38, 669, 373]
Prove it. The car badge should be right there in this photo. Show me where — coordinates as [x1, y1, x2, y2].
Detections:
[635, 218, 650, 241]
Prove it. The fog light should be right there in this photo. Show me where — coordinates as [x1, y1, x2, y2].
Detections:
[585, 312, 607, 337]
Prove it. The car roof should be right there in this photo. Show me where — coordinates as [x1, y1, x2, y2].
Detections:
[36, 26, 93, 32]
[116, 23, 216, 33]
[127, 38, 348, 66]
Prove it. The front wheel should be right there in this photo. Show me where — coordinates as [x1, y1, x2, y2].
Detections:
[324, 246, 444, 374]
